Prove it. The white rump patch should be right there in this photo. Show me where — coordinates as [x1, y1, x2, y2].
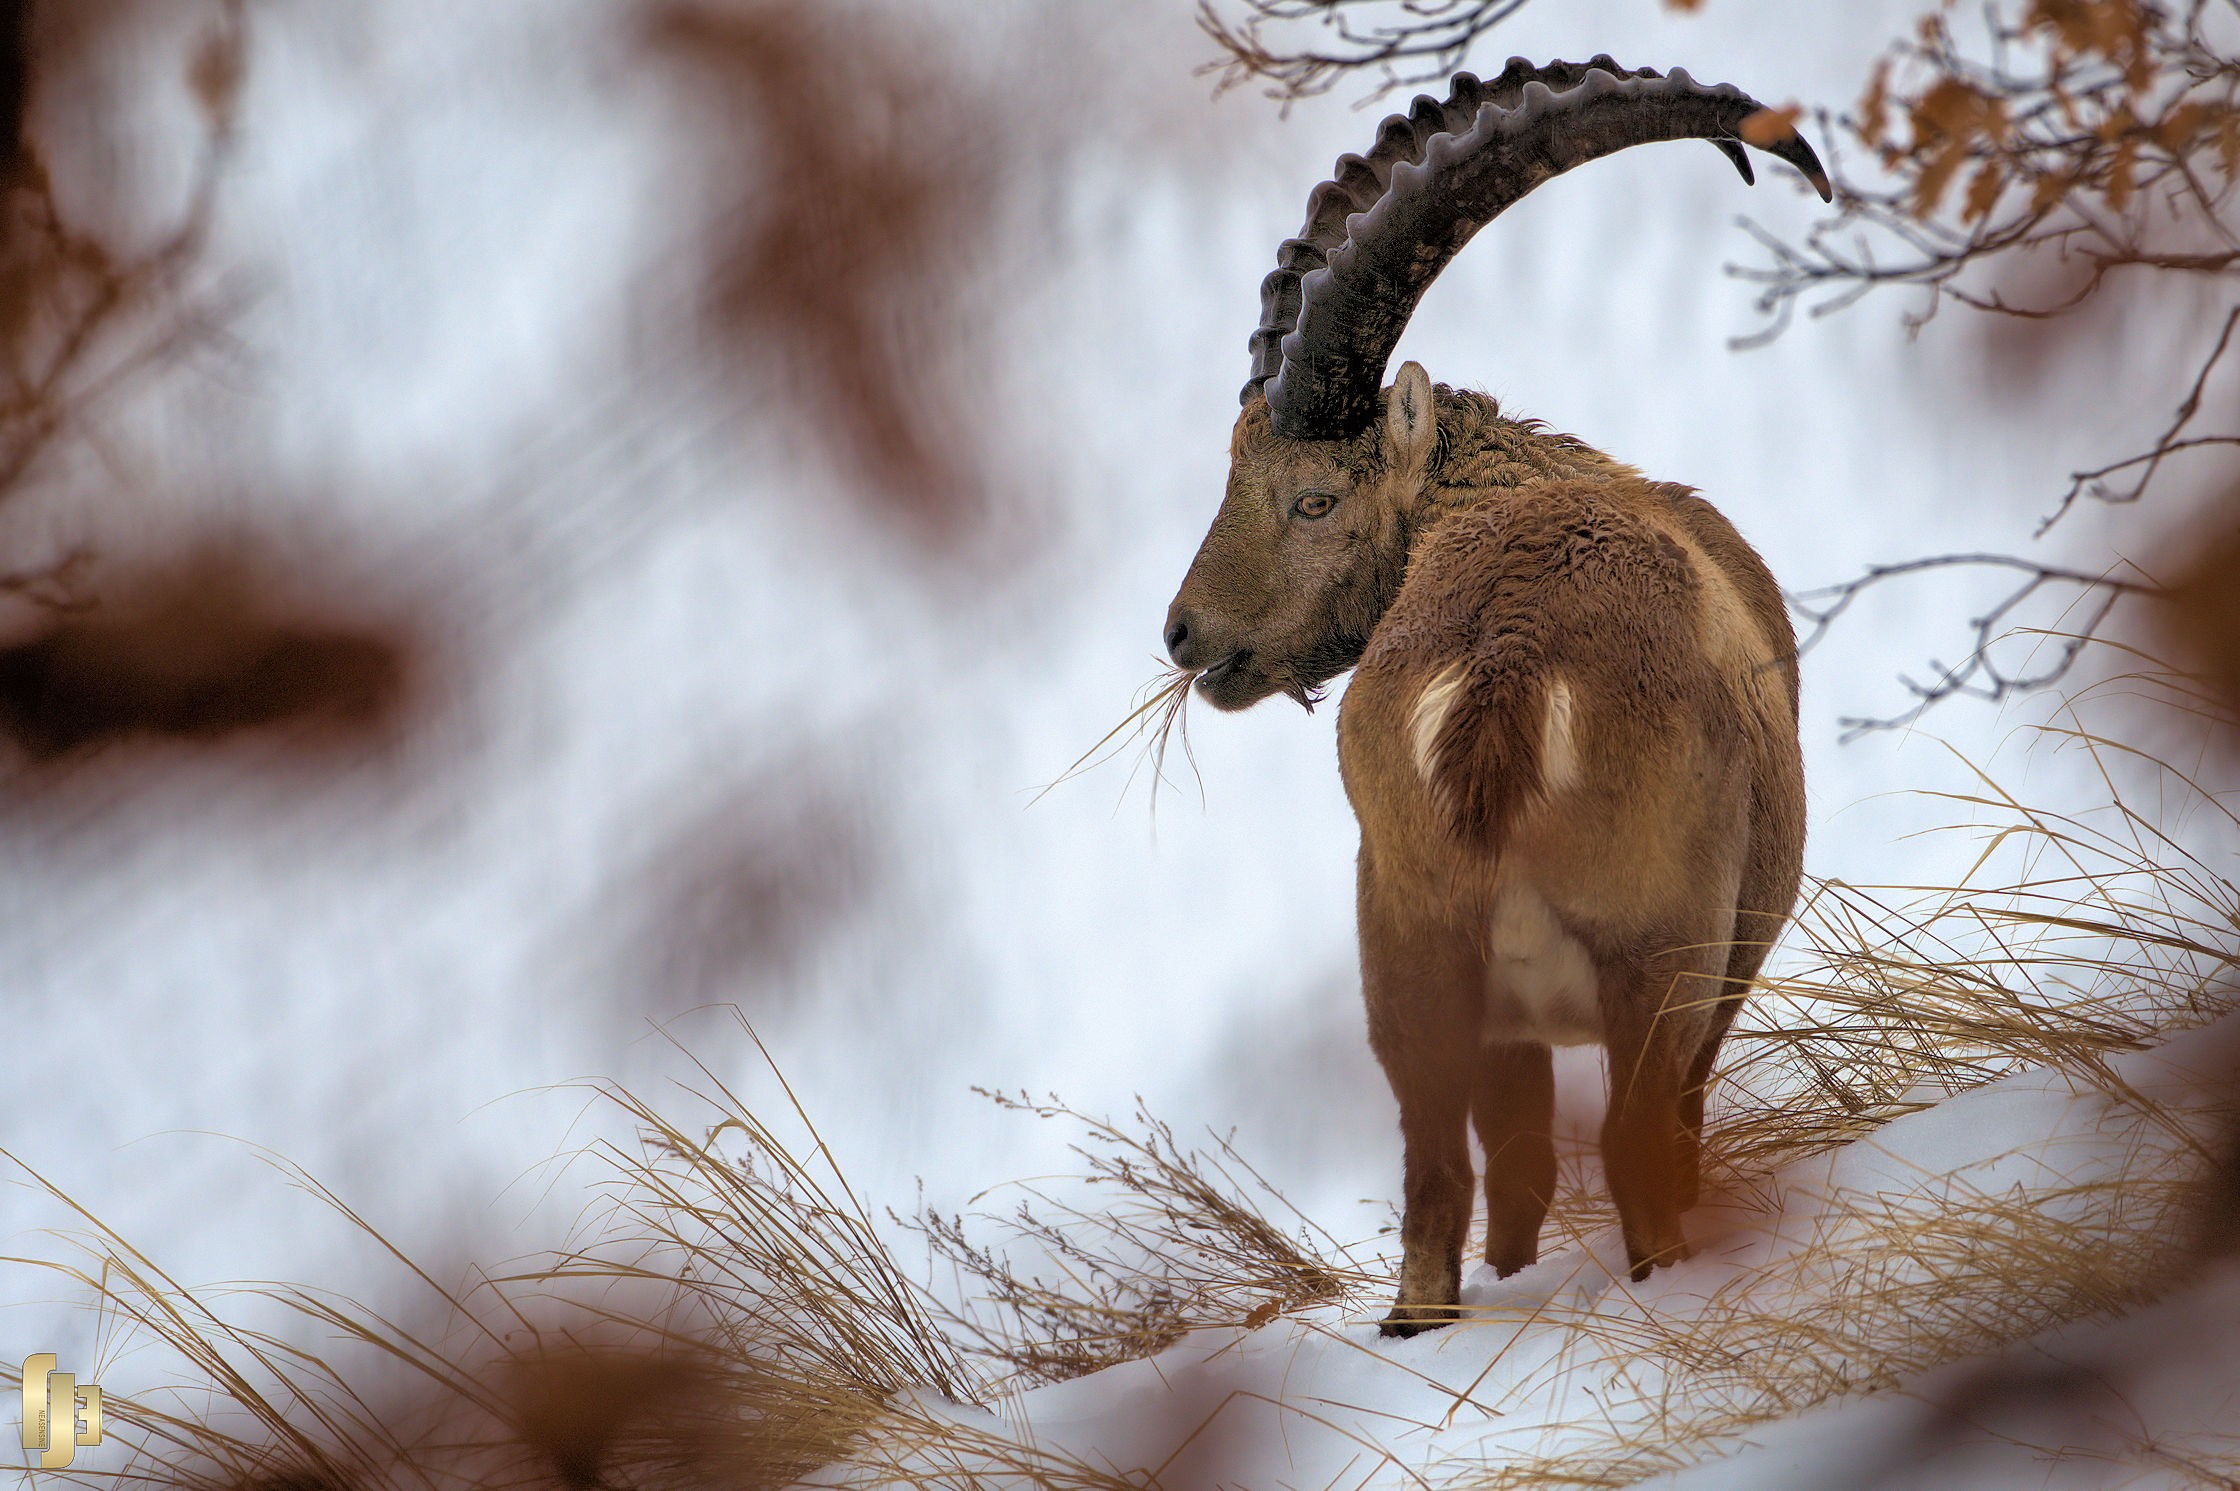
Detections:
[1409, 662, 1469, 785]
[1484, 880, 1602, 1046]
[1540, 676, 1580, 793]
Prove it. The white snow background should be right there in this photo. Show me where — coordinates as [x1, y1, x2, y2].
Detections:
[3, 1, 2235, 1486]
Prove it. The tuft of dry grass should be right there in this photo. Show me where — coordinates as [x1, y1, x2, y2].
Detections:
[1036, 663, 1202, 815]
[911, 1090, 1376, 1388]
[2, 1149, 884, 1491]
[540, 1022, 985, 1410]
[1444, 1156, 2216, 1490]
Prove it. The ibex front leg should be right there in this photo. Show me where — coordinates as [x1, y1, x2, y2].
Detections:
[1360, 872, 1483, 1337]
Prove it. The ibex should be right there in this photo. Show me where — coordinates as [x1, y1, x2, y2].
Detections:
[1163, 59, 1825, 1335]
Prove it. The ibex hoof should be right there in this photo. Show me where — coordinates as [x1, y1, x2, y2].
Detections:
[1625, 1239, 1693, 1283]
[1486, 1247, 1537, 1279]
[1378, 1303, 1460, 1338]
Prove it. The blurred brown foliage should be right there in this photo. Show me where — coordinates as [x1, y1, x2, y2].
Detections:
[0, 541, 419, 762]
[143, 1335, 830, 1491]
[2155, 498, 2240, 1255]
[624, 765, 872, 1016]
[0, 6, 441, 797]
[500, 1345, 771, 1491]
[2160, 511, 2240, 730]
[644, 1, 1001, 543]
[0, 2, 29, 177]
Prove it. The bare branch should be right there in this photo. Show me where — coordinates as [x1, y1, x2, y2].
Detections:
[2041, 303, 2240, 533]
[1788, 555, 2157, 739]
[1196, 0, 1535, 102]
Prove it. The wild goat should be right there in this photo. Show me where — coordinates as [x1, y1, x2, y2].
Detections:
[1163, 59, 1826, 1335]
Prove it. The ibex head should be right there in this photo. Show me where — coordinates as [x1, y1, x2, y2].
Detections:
[1164, 58, 1830, 711]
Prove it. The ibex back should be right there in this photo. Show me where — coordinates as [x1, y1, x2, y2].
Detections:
[1163, 59, 1823, 1335]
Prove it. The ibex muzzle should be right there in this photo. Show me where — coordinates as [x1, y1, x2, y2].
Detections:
[1167, 58, 1823, 1335]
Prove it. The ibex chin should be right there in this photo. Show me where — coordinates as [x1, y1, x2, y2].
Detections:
[1163, 59, 1825, 1335]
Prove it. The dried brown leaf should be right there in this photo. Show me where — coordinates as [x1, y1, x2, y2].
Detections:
[1913, 138, 1974, 218]
[1963, 160, 2006, 223]
[1858, 58, 1893, 150]
[2156, 504, 2240, 721]
[2152, 100, 2215, 153]
[1913, 77, 2008, 147]
[644, 1, 1007, 546]
[2105, 135, 2140, 213]
[1740, 104, 1803, 148]
[189, 20, 244, 134]
[0, 540, 420, 762]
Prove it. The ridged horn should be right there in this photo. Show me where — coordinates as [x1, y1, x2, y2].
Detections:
[1243, 56, 1832, 438]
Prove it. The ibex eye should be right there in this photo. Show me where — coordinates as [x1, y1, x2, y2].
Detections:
[1294, 491, 1337, 519]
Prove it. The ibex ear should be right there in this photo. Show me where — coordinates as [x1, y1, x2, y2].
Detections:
[1384, 361, 1435, 470]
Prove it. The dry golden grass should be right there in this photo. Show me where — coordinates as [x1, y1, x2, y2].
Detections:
[911, 1091, 1378, 1388]
[2, 1142, 885, 1491]
[1446, 1158, 2207, 1490]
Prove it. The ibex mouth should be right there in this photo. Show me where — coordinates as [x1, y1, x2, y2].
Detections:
[1195, 649, 1271, 711]
[1199, 650, 1249, 688]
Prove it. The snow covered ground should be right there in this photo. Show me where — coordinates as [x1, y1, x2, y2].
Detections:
[859, 1016, 2240, 1490]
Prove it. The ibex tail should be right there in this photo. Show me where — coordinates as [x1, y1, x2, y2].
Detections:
[1412, 645, 1577, 855]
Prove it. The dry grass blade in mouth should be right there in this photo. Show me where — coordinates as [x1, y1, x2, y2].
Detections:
[1034, 662, 1202, 813]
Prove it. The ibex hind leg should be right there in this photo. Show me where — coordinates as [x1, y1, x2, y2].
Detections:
[1674, 1000, 1739, 1213]
[1473, 1042, 1555, 1277]
[1597, 943, 1724, 1282]
[1676, 903, 1787, 1209]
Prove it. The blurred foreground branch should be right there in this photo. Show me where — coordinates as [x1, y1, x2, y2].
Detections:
[0, 0, 243, 510]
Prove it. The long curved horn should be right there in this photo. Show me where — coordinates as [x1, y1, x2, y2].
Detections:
[1243, 57, 1832, 439]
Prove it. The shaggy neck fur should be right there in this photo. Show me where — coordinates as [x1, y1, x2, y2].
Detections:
[1399, 386, 1634, 559]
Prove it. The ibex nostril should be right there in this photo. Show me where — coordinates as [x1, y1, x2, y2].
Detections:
[1164, 615, 1192, 664]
